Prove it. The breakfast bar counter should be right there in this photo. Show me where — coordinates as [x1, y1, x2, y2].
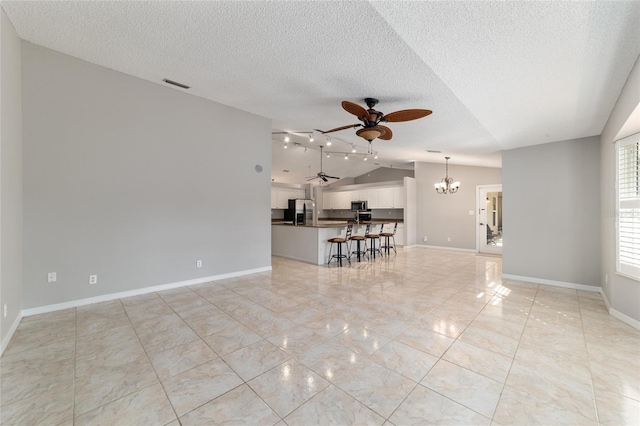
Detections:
[271, 221, 399, 265]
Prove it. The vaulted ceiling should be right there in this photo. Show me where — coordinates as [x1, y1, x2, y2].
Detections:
[4, 1, 640, 184]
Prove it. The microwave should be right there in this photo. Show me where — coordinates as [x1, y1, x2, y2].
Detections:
[351, 201, 367, 211]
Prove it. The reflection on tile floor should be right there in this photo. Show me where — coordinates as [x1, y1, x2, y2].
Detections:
[2, 249, 639, 425]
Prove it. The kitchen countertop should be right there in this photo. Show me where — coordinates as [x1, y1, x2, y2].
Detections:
[271, 219, 402, 228]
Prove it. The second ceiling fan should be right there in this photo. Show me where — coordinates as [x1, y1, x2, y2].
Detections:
[322, 98, 432, 142]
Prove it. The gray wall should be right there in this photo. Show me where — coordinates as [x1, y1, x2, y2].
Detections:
[21, 42, 272, 309]
[354, 167, 414, 184]
[503, 136, 601, 287]
[600, 55, 640, 321]
[415, 161, 501, 250]
[0, 7, 23, 351]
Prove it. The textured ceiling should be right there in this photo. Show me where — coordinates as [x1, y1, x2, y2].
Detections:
[4, 1, 640, 184]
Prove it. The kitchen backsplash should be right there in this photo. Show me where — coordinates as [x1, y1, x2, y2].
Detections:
[319, 209, 404, 220]
[272, 208, 403, 220]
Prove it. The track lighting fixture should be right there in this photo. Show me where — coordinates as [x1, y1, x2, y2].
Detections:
[344, 154, 348, 160]
[351, 144, 357, 153]
[284, 134, 290, 142]
[364, 155, 368, 161]
[309, 133, 314, 143]
[326, 152, 330, 158]
[283, 142, 288, 149]
[374, 153, 378, 159]
[326, 136, 332, 146]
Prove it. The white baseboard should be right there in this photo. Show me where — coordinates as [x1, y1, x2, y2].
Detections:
[501, 274, 600, 292]
[21, 266, 272, 317]
[599, 288, 640, 330]
[1, 313, 23, 356]
[600, 288, 612, 311]
[417, 244, 476, 253]
[609, 306, 640, 330]
[272, 254, 323, 265]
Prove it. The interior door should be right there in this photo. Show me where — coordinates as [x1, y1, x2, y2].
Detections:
[478, 185, 503, 254]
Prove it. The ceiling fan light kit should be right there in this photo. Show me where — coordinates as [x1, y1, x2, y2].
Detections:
[435, 157, 460, 194]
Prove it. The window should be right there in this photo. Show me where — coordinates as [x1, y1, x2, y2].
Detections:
[616, 133, 640, 280]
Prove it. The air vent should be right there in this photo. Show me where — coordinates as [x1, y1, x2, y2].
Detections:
[162, 78, 190, 89]
[282, 170, 290, 173]
[426, 150, 441, 153]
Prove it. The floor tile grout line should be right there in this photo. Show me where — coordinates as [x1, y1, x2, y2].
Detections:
[71, 307, 77, 424]
[577, 293, 602, 425]
[122, 295, 182, 424]
[491, 282, 541, 422]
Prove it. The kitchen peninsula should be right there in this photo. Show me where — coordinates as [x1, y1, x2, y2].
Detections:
[271, 177, 416, 264]
[271, 221, 402, 265]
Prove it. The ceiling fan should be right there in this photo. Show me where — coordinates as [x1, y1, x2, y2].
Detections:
[307, 146, 340, 182]
[322, 98, 432, 142]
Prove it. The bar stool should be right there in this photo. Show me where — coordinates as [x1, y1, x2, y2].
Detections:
[327, 225, 352, 266]
[365, 223, 384, 259]
[380, 223, 398, 254]
[349, 224, 369, 262]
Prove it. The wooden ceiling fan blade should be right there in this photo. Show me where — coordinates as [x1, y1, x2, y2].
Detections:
[322, 124, 361, 134]
[383, 109, 432, 122]
[378, 125, 393, 140]
[342, 101, 369, 119]
[326, 175, 340, 180]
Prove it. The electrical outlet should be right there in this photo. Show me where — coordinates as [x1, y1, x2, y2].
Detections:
[3, 304, 7, 318]
[605, 274, 608, 284]
[196, 260, 202, 268]
[48, 272, 57, 283]
[423, 236, 428, 242]
[447, 237, 451, 242]
[89, 275, 97, 285]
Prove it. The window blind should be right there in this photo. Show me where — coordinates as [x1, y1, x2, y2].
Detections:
[617, 133, 640, 279]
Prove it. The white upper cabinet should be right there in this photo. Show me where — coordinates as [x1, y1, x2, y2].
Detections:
[393, 186, 406, 208]
[378, 188, 394, 208]
[337, 192, 350, 209]
[322, 184, 405, 210]
[367, 188, 381, 209]
[272, 186, 305, 209]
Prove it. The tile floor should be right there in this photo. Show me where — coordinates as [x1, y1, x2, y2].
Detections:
[1, 249, 639, 425]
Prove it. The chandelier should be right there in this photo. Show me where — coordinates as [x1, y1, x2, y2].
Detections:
[434, 157, 460, 194]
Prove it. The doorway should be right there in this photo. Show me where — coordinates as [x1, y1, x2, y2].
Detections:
[477, 185, 502, 254]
